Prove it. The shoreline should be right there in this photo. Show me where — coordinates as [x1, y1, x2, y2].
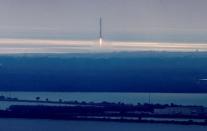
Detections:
[0, 103, 206, 126]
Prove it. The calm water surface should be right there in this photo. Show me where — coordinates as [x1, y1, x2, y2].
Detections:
[0, 118, 206, 131]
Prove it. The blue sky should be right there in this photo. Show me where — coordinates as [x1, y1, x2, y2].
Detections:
[0, 0, 207, 42]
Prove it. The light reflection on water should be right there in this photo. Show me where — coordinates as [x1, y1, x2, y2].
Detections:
[1, 39, 207, 54]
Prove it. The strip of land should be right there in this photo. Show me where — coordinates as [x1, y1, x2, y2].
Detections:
[0, 96, 207, 126]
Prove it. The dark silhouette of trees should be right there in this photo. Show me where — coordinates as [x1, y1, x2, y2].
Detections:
[36, 97, 40, 101]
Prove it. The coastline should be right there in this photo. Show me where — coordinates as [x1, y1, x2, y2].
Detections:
[0, 100, 206, 126]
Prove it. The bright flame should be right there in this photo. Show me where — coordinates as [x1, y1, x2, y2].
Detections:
[99, 38, 102, 47]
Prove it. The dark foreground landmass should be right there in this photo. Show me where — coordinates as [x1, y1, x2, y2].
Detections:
[0, 52, 207, 92]
[0, 100, 207, 126]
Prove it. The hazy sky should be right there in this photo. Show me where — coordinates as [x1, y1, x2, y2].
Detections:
[0, 0, 207, 42]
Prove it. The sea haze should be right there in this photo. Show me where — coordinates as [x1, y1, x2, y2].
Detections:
[1, 39, 207, 53]
[0, 52, 207, 93]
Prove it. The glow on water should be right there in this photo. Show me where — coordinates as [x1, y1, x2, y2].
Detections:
[0, 38, 207, 53]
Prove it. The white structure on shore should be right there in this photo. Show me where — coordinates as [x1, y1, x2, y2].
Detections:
[154, 106, 205, 115]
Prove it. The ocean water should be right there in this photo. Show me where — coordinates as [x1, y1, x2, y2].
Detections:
[0, 118, 206, 131]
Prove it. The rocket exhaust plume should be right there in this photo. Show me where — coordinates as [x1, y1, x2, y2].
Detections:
[99, 17, 102, 47]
